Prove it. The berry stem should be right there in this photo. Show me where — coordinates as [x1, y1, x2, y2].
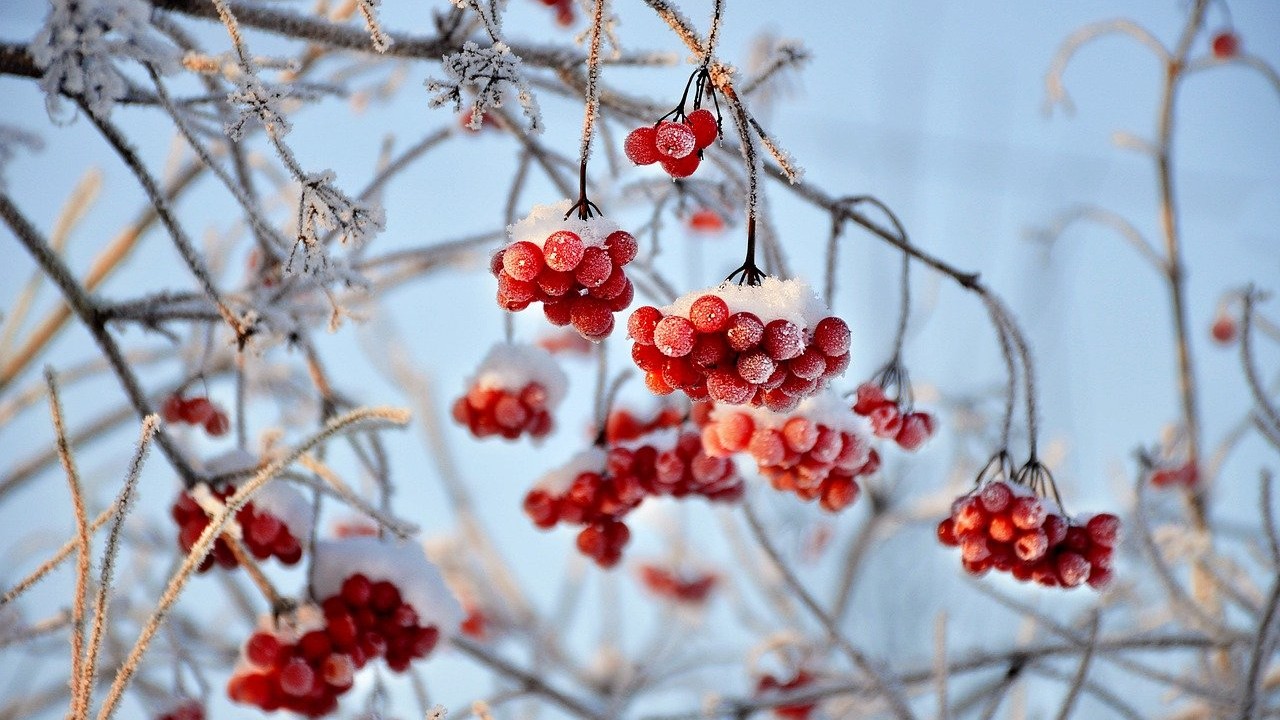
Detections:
[571, 0, 608, 223]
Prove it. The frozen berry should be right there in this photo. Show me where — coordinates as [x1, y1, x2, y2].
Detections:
[689, 294, 730, 333]
[575, 246, 613, 288]
[762, 320, 804, 361]
[686, 108, 718, 148]
[654, 316, 696, 357]
[571, 297, 615, 339]
[725, 312, 764, 351]
[813, 316, 851, 356]
[628, 306, 663, 345]
[660, 152, 700, 179]
[1211, 31, 1239, 59]
[654, 121, 697, 159]
[605, 230, 638, 266]
[624, 126, 659, 165]
[543, 231, 584, 272]
[502, 241, 544, 282]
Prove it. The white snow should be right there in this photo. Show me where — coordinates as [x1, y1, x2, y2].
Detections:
[313, 537, 464, 634]
[507, 199, 622, 250]
[533, 448, 607, 495]
[665, 276, 830, 330]
[468, 342, 569, 407]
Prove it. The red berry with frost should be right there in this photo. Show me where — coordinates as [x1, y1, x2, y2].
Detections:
[589, 267, 629, 300]
[543, 300, 573, 326]
[278, 658, 315, 697]
[624, 126, 659, 165]
[1042, 513, 1068, 546]
[788, 349, 827, 381]
[574, 246, 613, 288]
[686, 108, 718, 148]
[537, 268, 574, 297]
[689, 294, 730, 333]
[895, 412, 934, 450]
[183, 397, 216, 424]
[1086, 513, 1121, 547]
[1056, 552, 1091, 587]
[632, 343, 665, 373]
[654, 316, 696, 357]
[707, 369, 753, 404]
[654, 121, 697, 159]
[162, 395, 186, 423]
[979, 481, 1012, 513]
[735, 350, 776, 384]
[813, 316, 851, 357]
[606, 230, 638, 266]
[543, 231, 584, 272]
[628, 306, 663, 345]
[571, 297, 614, 339]
[645, 370, 675, 395]
[762, 320, 804, 361]
[1010, 496, 1046, 529]
[725, 312, 765, 351]
[852, 383, 889, 415]
[244, 632, 282, 667]
[690, 332, 729, 368]
[205, 411, 230, 436]
[660, 151, 701, 179]
[503, 241, 544, 282]
[868, 404, 902, 438]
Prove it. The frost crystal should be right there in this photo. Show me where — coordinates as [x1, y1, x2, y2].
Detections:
[291, 170, 386, 277]
[225, 73, 293, 140]
[29, 0, 179, 120]
[426, 42, 542, 133]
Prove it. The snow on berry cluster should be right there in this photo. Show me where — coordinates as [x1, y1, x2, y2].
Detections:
[161, 394, 231, 436]
[451, 342, 567, 441]
[171, 480, 310, 573]
[637, 562, 718, 606]
[624, 109, 719, 179]
[851, 382, 936, 451]
[937, 480, 1119, 589]
[228, 539, 460, 716]
[523, 449, 641, 567]
[628, 277, 850, 410]
[701, 392, 876, 512]
[523, 421, 744, 567]
[494, 200, 639, 340]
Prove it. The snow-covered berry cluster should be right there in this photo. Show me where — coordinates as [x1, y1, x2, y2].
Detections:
[611, 426, 744, 502]
[171, 481, 309, 573]
[628, 278, 850, 409]
[494, 200, 638, 340]
[937, 480, 1119, 589]
[228, 540, 460, 715]
[852, 382, 936, 451]
[755, 670, 817, 720]
[637, 563, 717, 605]
[701, 392, 876, 512]
[161, 394, 230, 436]
[452, 343, 567, 441]
[523, 449, 643, 567]
[624, 109, 719, 179]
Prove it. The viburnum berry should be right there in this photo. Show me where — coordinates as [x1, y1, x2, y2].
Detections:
[939, 476, 1119, 590]
[160, 394, 231, 436]
[686, 108, 719, 148]
[497, 201, 638, 340]
[659, 151, 700, 179]
[453, 343, 566, 442]
[624, 126, 660, 165]
[755, 670, 817, 720]
[687, 208, 726, 234]
[851, 378, 938, 452]
[1150, 460, 1197, 488]
[1211, 313, 1237, 345]
[627, 278, 850, 409]
[654, 120, 697, 159]
[637, 562, 718, 606]
[1211, 30, 1240, 59]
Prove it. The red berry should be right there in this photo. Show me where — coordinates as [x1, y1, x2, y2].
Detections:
[321, 653, 354, 688]
[689, 294, 730, 333]
[979, 481, 1012, 513]
[632, 342, 666, 372]
[543, 300, 573, 326]
[1056, 552, 1091, 588]
[1010, 496, 1046, 530]
[788, 349, 827, 381]
[183, 397, 216, 424]
[725, 312, 764, 351]
[278, 659, 315, 697]
[1042, 513, 1068, 546]
[645, 370, 675, 395]
[342, 574, 372, 606]
[589, 267, 629, 300]
[707, 369, 752, 404]
[162, 395, 187, 423]
[1086, 566, 1114, 590]
[820, 475, 860, 512]
[686, 108, 718, 148]
[204, 411, 230, 436]
[244, 632, 282, 667]
[852, 382, 888, 415]
[543, 231, 584, 272]
[654, 316, 696, 357]
[988, 514, 1017, 543]
[813, 316, 851, 356]
[502, 241, 544, 282]
[690, 332, 729, 368]
[537, 268, 575, 297]
[687, 208, 725, 233]
[1014, 529, 1049, 562]
[895, 412, 934, 451]
[762, 319, 804, 361]
[575, 246, 613, 288]
[937, 518, 959, 546]
[1086, 513, 1121, 547]
[660, 152, 700, 178]
[605, 230, 638, 266]
[1211, 31, 1239, 59]
[571, 297, 614, 339]
[1211, 315, 1236, 345]
[624, 126, 659, 165]
[298, 630, 332, 661]
[868, 404, 902, 438]
[654, 121, 697, 159]
[735, 350, 776, 384]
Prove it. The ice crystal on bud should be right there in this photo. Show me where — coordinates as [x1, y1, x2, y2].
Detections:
[426, 42, 542, 133]
[225, 74, 293, 140]
[291, 170, 386, 277]
[30, 0, 180, 120]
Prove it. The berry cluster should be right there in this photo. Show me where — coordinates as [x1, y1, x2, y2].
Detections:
[154, 700, 204, 720]
[611, 427, 744, 502]
[171, 484, 303, 573]
[161, 394, 230, 436]
[701, 394, 876, 512]
[452, 343, 567, 441]
[1150, 460, 1198, 488]
[496, 201, 638, 340]
[628, 278, 850, 410]
[852, 382, 936, 451]
[755, 671, 816, 720]
[523, 449, 644, 567]
[637, 563, 717, 605]
[937, 480, 1119, 589]
[624, 109, 718, 179]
